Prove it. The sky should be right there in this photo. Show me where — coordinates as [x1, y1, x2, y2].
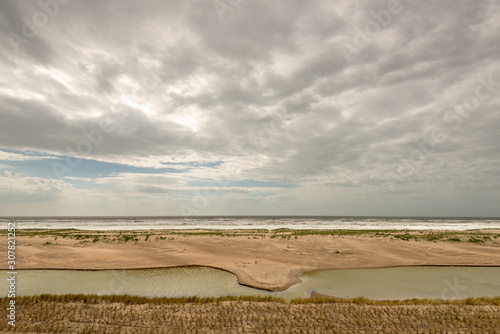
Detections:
[0, 0, 499, 217]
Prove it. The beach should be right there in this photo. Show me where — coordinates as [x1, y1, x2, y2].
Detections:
[3, 228, 500, 332]
[4, 229, 500, 291]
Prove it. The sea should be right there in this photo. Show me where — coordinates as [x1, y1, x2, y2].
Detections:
[1, 216, 499, 231]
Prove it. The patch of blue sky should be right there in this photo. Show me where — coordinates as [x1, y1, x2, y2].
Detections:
[0, 149, 188, 179]
[4, 158, 188, 179]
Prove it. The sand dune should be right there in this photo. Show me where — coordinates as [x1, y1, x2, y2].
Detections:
[2, 295, 498, 333]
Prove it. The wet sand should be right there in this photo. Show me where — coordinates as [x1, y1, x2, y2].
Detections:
[3, 229, 500, 291]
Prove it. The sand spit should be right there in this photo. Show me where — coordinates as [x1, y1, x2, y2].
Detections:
[2, 229, 500, 291]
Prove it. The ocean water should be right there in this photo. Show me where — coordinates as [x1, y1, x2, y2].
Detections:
[5, 266, 500, 300]
[1, 216, 499, 231]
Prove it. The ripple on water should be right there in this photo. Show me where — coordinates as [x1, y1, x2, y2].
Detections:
[4, 266, 500, 301]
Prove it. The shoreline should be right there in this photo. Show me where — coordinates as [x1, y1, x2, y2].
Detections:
[5, 226, 500, 232]
[2, 229, 500, 291]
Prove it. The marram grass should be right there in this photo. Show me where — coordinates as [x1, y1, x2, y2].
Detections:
[2, 227, 497, 244]
[2, 295, 499, 333]
[3, 294, 499, 305]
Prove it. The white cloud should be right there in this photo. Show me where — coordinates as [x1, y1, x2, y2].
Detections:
[0, 151, 52, 161]
[0, 171, 72, 202]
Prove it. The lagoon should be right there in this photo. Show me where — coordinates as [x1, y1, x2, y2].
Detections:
[4, 266, 500, 301]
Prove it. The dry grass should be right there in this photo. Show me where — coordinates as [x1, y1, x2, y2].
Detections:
[3, 228, 498, 245]
[1, 295, 499, 333]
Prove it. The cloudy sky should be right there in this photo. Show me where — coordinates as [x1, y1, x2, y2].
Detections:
[0, 0, 499, 216]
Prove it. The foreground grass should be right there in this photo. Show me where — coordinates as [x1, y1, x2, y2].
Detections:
[1, 295, 499, 333]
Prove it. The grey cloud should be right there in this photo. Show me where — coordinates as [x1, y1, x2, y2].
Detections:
[0, 0, 499, 215]
[135, 185, 169, 194]
[95, 59, 123, 94]
[0, 1, 56, 65]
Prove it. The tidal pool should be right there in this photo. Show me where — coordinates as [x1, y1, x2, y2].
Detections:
[3, 266, 500, 301]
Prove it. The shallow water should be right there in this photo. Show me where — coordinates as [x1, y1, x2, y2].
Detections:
[299, 266, 500, 300]
[3, 266, 500, 300]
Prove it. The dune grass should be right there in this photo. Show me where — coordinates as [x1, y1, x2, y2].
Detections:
[2, 227, 498, 245]
[4, 294, 500, 305]
[1, 295, 499, 333]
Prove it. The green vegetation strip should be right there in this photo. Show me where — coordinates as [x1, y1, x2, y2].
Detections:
[0, 228, 498, 243]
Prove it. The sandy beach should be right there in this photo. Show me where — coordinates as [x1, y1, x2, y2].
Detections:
[3, 229, 499, 291]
